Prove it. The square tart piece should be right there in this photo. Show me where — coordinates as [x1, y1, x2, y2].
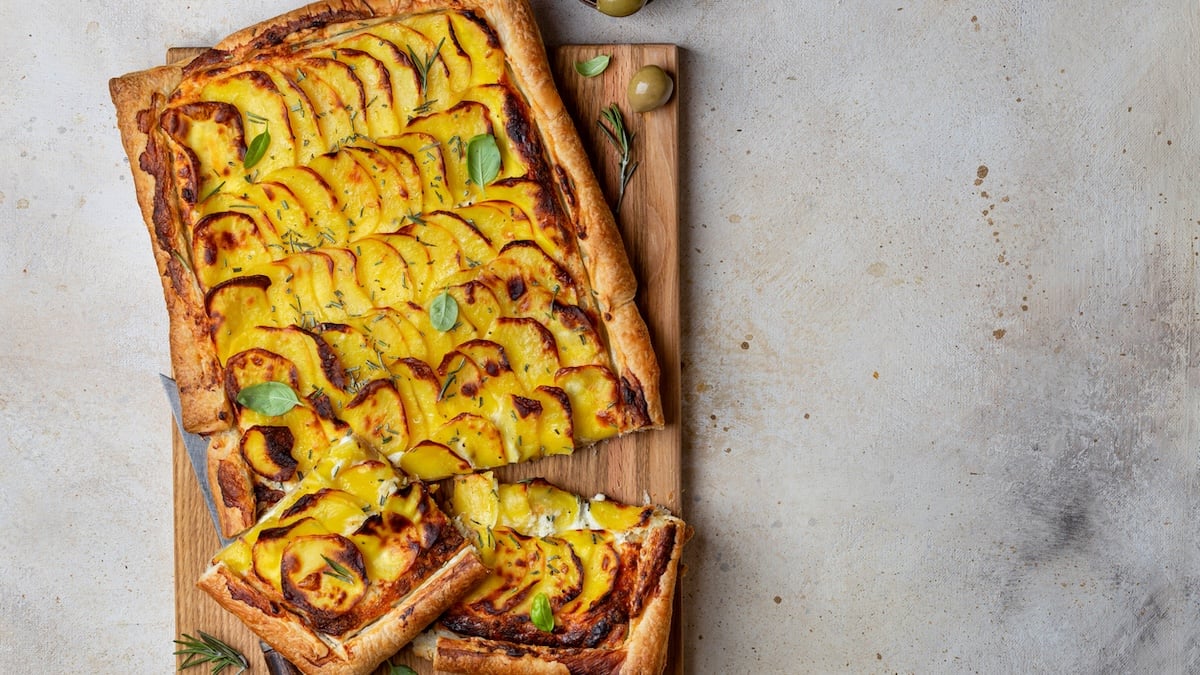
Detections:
[413, 472, 689, 674]
[198, 436, 487, 674]
[109, 0, 663, 538]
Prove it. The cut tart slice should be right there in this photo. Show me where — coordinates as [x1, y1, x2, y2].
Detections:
[197, 435, 488, 674]
[109, 0, 663, 538]
[413, 471, 688, 674]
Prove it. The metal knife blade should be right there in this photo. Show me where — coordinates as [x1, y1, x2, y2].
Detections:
[160, 374, 302, 675]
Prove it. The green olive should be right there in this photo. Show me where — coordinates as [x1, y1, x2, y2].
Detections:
[596, 0, 646, 17]
[627, 65, 674, 113]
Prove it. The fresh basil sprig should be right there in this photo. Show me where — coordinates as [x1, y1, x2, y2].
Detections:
[575, 54, 612, 77]
[235, 381, 301, 416]
[467, 133, 501, 188]
[388, 664, 418, 675]
[429, 291, 459, 332]
[243, 125, 270, 169]
[530, 592, 555, 632]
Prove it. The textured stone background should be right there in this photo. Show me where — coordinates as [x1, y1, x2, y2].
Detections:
[0, 1, 1196, 672]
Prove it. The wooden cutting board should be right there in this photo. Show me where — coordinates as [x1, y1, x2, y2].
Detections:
[171, 43, 681, 674]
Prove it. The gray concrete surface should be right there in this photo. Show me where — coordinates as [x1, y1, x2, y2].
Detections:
[0, 1, 1196, 672]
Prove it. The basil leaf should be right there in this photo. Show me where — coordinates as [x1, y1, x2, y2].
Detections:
[429, 291, 459, 332]
[575, 54, 611, 78]
[243, 127, 271, 169]
[235, 381, 300, 416]
[466, 133, 501, 188]
[388, 665, 418, 675]
[530, 592, 554, 632]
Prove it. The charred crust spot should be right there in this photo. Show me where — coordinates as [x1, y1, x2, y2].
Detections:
[501, 91, 553, 190]
[181, 49, 230, 77]
[226, 576, 277, 615]
[307, 388, 336, 420]
[460, 10, 501, 48]
[620, 375, 652, 428]
[554, 165, 576, 208]
[511, 396, 542, 419]
[164, 255, 191, 297]
[135, 108, 153, 134]
[538, 386, 572, 416]
[632, 524, 676, 616]
[401, 357, 439, 383]
[553, 302, 592, 332]
[216, 459, 252, 511]
[353, 512, 386, 537]
[194, 212, 260, 267]
[461, 381, 479, 398]
[241, 69, 280, 93]
[299, 328, 348, 390]
[506, 275, 526, 301]
[205, 274, 272, 311]
[254, 483, 285, 513]
[503, 241, 574, 292]
[242, 425, 297, 481]
[280, 488, 331, 520]
[346, 378, 392, 408]
[248, 9, 369, 50]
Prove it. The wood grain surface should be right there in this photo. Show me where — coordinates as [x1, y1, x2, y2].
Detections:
[171, 43, 681, 674]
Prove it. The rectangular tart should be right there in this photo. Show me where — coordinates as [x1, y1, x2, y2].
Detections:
[110, 0, 664, 537]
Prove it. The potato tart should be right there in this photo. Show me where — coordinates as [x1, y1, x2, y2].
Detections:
[198, 436, 487, 674]
[110, 0, 662, 538]
[413, 472, 688, 674]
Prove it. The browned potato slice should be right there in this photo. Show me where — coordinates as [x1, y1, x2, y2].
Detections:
[342, 379, 410, 459]
[399, 439, 471, 479]
[251, 517, 328, 591]
[191, 211, 272, 289]
[280, 533, 368, 617]
[555, 365, 622, 445]
[240, 425, 297, 482]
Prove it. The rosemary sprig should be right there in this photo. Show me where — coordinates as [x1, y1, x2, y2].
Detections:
[322, 555, 355, 583]
[438, 357, 468, 400]
[407, 37, 445, 96]
[173, 631, 248, 674]
[597, 104, 639, 210]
